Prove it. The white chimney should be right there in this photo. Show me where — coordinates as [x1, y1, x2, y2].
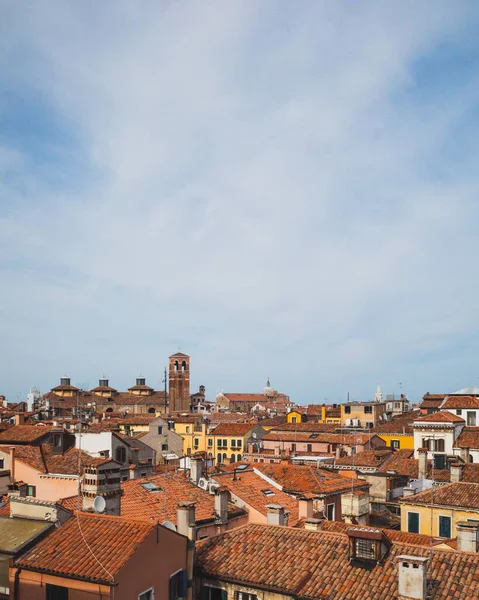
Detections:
[214, 489, 229, 523]
[403, 486, 416, 497]
[397, 556, 428, 600]
[460, 447, 470, 464]
[298, 497, 314, 519]
[457, 521, 479, 552]
[418, 448, 427, 480]
[266, 504, 286, 526]
[177, 501, 196, 540]
[304, 518, 322, 531]
[189, 457, 204, 485]
[450, 461, 463, 483]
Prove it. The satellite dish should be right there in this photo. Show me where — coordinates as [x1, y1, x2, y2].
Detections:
[162, 520, 177, 532]
[252, 432, 258, 439]
[93, 496, 106, 514]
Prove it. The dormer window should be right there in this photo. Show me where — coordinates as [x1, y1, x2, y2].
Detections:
[347, 528, 391, 564]
[355, 538, 375, 560]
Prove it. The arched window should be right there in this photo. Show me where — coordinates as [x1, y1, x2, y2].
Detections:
[148, 407, 156, 414]
[105, 407, 113, 413]
[182, 360, 187, 371]
[237, 454, 242, 462]
[174, 360, 179, 372]
[231, 454, 236, 463]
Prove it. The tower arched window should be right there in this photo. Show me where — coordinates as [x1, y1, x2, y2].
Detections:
[148, 407, 156, 414]
[174, 361, 179, 372]
[182, 360, 187, 371]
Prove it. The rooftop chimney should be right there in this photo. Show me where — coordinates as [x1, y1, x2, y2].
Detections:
[403, 486, 416, 497]
[397, 556, 428, 599]
[457, 521, 479, 552]
[266, 504, 287, 526]
[14, 413, 25, 426]
[418, 448, 427, 480]
[214, 488, 229, 523]
[9, 447, 15, 483]
[460, 447, 470, 464]
[177, 501, 196, 540]
[450, 460, 463, 483]
[298, 497, 314, 519]
[189, 457, 204, 485]
[304, 518, 322, 531]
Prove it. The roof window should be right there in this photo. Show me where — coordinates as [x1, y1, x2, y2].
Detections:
[262, 489, 275, 497]
[141, 482, 162, 493]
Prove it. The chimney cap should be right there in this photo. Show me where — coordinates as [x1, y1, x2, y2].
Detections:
[266, 504, 285, 511]
[397, 555, 429, 564]
[178, 501, 196, 508]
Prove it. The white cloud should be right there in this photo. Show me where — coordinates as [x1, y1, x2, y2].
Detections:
[1, 1, 479, 401]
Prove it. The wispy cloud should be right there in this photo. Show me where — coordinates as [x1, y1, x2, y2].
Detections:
[1, 1, 479, 401]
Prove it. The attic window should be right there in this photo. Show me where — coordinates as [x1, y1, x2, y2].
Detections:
[262, 489, 275, 497]
[141, 482, 162, 493]
[235, 464, 248, 471]
[310, 434, 319, 439]
[355, 539, 375, 560]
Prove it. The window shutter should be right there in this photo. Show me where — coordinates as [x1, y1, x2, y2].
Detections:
[178, 570, 188, 597]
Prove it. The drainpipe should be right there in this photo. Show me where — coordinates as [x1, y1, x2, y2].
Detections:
[186, 538, 195, 600]
[9, 446, 15, 483]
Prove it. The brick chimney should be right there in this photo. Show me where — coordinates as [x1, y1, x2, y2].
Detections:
[397, 556, 428, 599]
[417, 448, 427, 480]
[14, 414, 25, 426]
[266, 504, 287, 526]
[457, 521, 479, 552]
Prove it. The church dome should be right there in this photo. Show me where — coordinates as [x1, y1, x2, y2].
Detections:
[263, 379, 273, 396]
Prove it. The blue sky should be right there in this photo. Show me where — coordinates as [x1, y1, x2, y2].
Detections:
[1, 1, 479, 404]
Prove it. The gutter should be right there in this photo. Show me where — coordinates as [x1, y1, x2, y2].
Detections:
[13, 565, 117, 587]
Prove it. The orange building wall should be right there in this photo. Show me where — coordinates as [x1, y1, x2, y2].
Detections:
[13, 460, 78, 502]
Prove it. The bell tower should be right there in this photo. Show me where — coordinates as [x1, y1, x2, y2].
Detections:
[169, 352, 190, 412]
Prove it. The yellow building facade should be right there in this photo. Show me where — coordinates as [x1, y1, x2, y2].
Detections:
[340, 401, 387, 428]
[209, 424, 265, 464]
[400, 502, 479, 538]
[377, 433, 414, 450]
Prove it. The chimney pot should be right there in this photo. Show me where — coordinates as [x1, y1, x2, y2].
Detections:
[417, 448, 427, 480]
[457, 521, 479, 552]
[177, 501, 196, 540]
[214, 489, 229, 523]
[304, 518, 322, 531]
[397, 555, 428, 600]
[189, 457, 204, 485]
[266, 504, 287, 526]
[298, 497, 314, 519]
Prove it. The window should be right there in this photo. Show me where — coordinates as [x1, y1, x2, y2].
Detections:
[139, 587, 154, 600]
[0, 458, 4, 469]
[46, 584, 68, 600]
[391, 440, 400, 450]
[231, 440, 236, 448]
[116, 447, 126, 463]
[148, 407, 156, 414]
[434, 439, 445, 453]
[194, 438, 199, 448]
[408, 512, 419, 533]
[456, 410, 462, 416]
[261, 489, 275, 497]
[54, 434, 62, 448]
[439, 515, 451, 538]
[236, 439, 242, 448]
[26, 485, 36, 497]
[208, 439, 213, 447]
[231, 454, 236, 463]
[234, 593, 257, 600]
[291, 443, 296, 452]
[327, 503, 335, 520]
[162, 444, 168, 451]
[434, 454, 446, 470]
[291, 417, 297, 423]
[200, 587, 227, 600]
[158, 426, 163, 435]
[394, 402, 401, 409]
[467, 412, 477, 426]
[307, 444, 312, 452]
[237, 454, 242, 461]
[355, 538, 375, 560]
[421, 438, 430, 450]
[364, 406, 372, 414]
[147, 457, 153, 464]
[186, 427, 190, 434]
[345, 406, 351, 414]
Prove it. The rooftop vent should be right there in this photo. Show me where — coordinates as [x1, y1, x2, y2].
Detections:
[140, 482, 162, 493]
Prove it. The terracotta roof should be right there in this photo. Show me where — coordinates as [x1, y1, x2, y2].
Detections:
[422, 394, 447, 401]
[207, 413, 248, 423]
[401, 481, 479, 509]
[271, 422, 339, 433]
[264, 431, 380, 445]
[120, 472, 245, 525]
[195, 523, 479, 599]
[170, 352, 189, 358]
[16, 513, 155, 583]
[414, 411, 465, 424]
[373, 411, 420, 434]
[441, 396, 479, 409]
[0, 425, 53, 444]
[320, 520, 434, 547]
[253, 463, 368, 496]
[456, 427, 479, 449]
[221, 394, 269, 403]
[211, 423, 256, 436]
[213, 470, 300, 525]
[90, 385, 118, 393]
[257, 416, 288, 427]
[127, 384, 154, 391]
[51, 384, 79, 392]
[335, 449, 394, 468]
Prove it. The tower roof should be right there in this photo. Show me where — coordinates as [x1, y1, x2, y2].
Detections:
[170, 352, 189, 358]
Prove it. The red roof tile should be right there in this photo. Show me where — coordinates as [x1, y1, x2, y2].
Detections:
[414, 411, 465, 424]
[400, 481, 479, 509]
[195, 523, 479, 599]
[441, 396, 479, 409]
[334, 449, 394, 468]
[456, 427, 479, 449]
[211, 423, 256, 436]
[16, 513, 155, 583]
[0, 425, 53, 444]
